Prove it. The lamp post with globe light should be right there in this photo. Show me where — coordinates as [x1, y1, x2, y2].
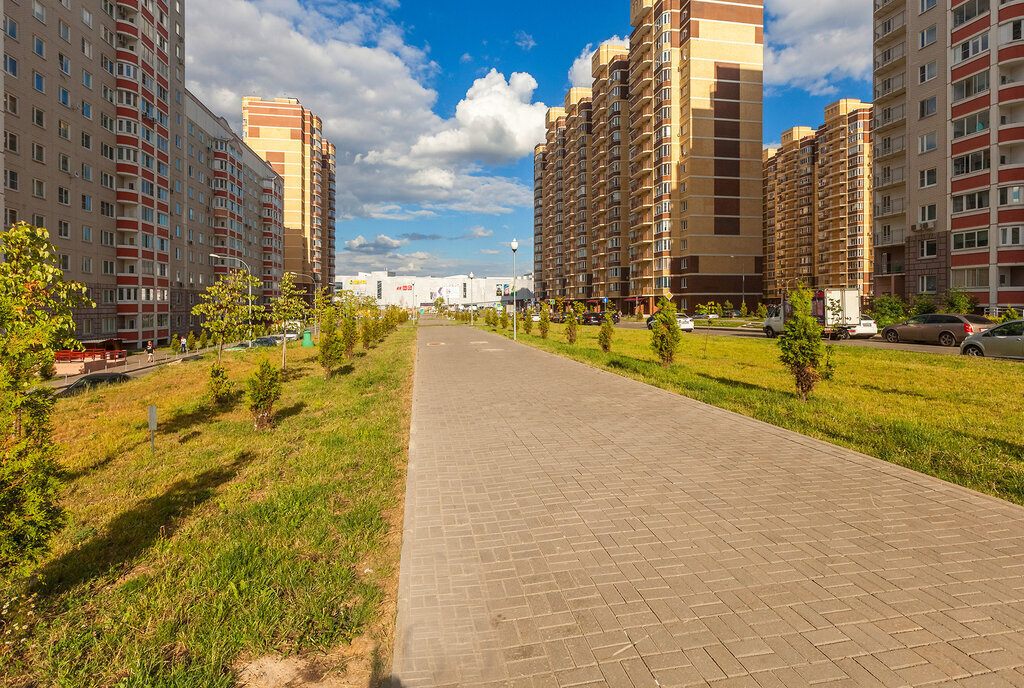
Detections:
[469, 272, 474, 326]
[511, 238, 519, 341]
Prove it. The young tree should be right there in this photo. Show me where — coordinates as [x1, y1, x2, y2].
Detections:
[598, 312, 615, 353]
[186, 331, 196, 352]
[694, 301, 717, 358]
[0, 222, 93, 573]
[777, 285, 828, 401]
[191, 269, 260, 365]
[318, 307, 345, 378]
[247, 358, 282, 430]
[199, 330, 209, 350]
[723, 299, 734, 314]
[944, 288, 976, 315]
[523, 311, 534, 335]
[755, 303, 768, 320]
[739, 301, 749, 318]
[539, 309, 550, 339]
[310, 286, 333, 342]
[433, 296, 444, 314]
[650, 297, 681, 365]
[867, 294, 908, 327]
[208, 364, 233, 404]
[499, 308, 510, 330]
[910, 294, 937, 317]
[341, 315, 358, 358]
[272, 272, 309, 370]
[564, 303, 584, 344]
[360, 317, 374, 350]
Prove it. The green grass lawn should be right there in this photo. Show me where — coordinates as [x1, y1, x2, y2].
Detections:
[2, 329, 416, 687]
[480, 322, 1024, 504]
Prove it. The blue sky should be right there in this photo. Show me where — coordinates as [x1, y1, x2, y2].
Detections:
[188, 0, 872, 278]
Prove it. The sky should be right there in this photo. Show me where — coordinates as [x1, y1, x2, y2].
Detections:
[186, 0, 872, 279]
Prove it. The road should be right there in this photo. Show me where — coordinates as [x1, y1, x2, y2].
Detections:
[615, 321, 960, 356]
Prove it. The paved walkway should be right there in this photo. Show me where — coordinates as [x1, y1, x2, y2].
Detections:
[390, 323, 1024, 687]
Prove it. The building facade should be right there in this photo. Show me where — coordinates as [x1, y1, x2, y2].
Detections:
[763, 100, 873, 302]
[336, 272, 535, 311]
[535, 0, 765, 315]
[242, 97, 336, 299]
[873, 0, 1024, 312]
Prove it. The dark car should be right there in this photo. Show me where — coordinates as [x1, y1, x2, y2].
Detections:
[550, 311, 566, 323]
[58, 372, 131, 398]
[881, 313, 996, 347]
[582, 311, 620, 325]
[252, 337, 278, 347]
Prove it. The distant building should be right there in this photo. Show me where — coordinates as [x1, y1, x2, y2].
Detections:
[336, 271, 536, 309]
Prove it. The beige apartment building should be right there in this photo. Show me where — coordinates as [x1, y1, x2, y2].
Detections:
[539, 107, 566, 300]
[763, 100, 874, 302]
[242, 97, 336, 298]
[873, 0, 1024, 313]
[535, 0, 765, 315]
[563, 88, 592, 302]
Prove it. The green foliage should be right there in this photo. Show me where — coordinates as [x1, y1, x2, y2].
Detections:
[739, 301, 748, 318]
[539, 310, 550, 339]
[272, 272, 309, 370]
[0, 222, 92, 575]
[499, 309, 510, 330]
[695, 302, 717, 357]
[341, 316, 358, 358]
[944, 288, 977, 315]
[650, 297, 682, 365]
[207, 364, 232, 405]
[868, 294, 909, 327]
[714, 302, 724, 318]
[318, 308, 346, 378]
[246, 358, 282, 430]
[564, 303, 583, 345]
[523, 312, 533, 335]
[37, 359, 56, 381]
[186, 331, 196, 352]
[360, 318, 374, 350]
[777, 286, 827, 401]
[198, 330, 209, 350]
[723, 300, 734, 313]
[433, 296, 444, 313]
[1001, 307, 1022, 323]
[598, 313, 615, 353]
[191, 269, 260, 365]
[910, 294, 937, 317]
[168, 336, 179, 355]
[755, 303, 767, 320]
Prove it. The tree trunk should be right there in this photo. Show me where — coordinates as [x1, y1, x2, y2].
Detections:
[281, 320, 288, 370]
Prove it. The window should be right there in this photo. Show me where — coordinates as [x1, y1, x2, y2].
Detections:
[57, 186, 70, 205]
[999, 185, 1024, 205]
[82, 226, 92, 242]
[4, 170, 18, 191]
[919, 97, 937, 118]
[81, 101, 91, 119]
[82, 9, 93, 27]
[919, 168, 937, 188]
[81, 194, 92, 211]
[59, 120, 70, 139]
[4, 132, 17, 153]
[100, 230, 115, 246]
[82, 257, 92, 274]
[952, 0, 988, 28]
[920, 25, 937, 48]
[920, 239, 938, 258]
[951, 267, 989, 288]
[953, 72, 989, 102]
[4, 16, 17, 39]
[82, 70, 92, 89]
[953, 33, 988, 64]
[919, 61, 936, 83]
[58, 21, 69, 42]
[81, 163, 92, 180]
[920, 204, 937, 222]
[32, 179, 45, 198]
[952, 190, 990, 212]
[952, 111, 989, 139]
[953, 150, 990, 176]
[57, 221, 70, 238]
[919, 275, 937, 293]
[102, 261, 115, 275]
[33, 72, 44, 93]
[31, 142, 44, 162]
[1001, 226, 1023, 245]
[58, 53, 70, 74]
[4, 54, 17, 77]
[953, 229, 989, 250]
[32, 1, 45, 22]
[5, 93, 18, 115]
[918, 132, 937, 152]
[58, 87, 70, 106]
[920, 0, 935, 10]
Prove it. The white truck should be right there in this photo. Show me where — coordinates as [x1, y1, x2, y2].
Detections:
[763, 288, 862, 340]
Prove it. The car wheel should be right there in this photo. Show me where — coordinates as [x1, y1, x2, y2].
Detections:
[885, 329, 900, 343]
[939, 331, 956, 347]
[764, 327, 775, 338]
[963, 345, 984, 357]
[836, 329, 851, 340]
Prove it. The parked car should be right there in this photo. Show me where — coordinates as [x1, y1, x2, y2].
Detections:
[284, 330, 301, 341]
[728, 310, 742, 319]
[531, 312, 541, 322]
[581, 311, 621, 325]
[881, 313, 995, 347]
[843, 318, 878, 340]
[961, 319, 1024, 359]
[550, 312, 566, 323]
[58, 372, 132, 398]
[252, 337, 279, 347]
[645, 311, 694, 332]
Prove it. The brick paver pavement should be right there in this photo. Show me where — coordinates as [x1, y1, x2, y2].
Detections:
[390, 323, 1024, 687]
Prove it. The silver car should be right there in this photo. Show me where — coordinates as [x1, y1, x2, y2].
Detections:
[961, 319, 1024, 359]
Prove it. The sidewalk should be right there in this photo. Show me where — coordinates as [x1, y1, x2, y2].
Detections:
[390, 323, 1024, 687]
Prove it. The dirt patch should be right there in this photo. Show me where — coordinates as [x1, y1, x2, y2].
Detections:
[234, 636, 377, 688]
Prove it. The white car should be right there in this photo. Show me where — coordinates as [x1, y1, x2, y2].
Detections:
[677, 314, 694, 332]
[531, 313, 541, 322]
[844, 318, 878, 339]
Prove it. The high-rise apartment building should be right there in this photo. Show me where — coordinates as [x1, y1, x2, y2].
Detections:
[535, 0, 765, 315]
[539, 107, 565, 299]
[762, 100, 873, 302]
[873, 0, 1023, 312]
[563, 88, 592, 302]
[242, 97, 336, 297]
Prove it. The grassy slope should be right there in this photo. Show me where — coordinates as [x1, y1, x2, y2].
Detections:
[3, 328, 415, 687]
[481, 322, 1024, 504]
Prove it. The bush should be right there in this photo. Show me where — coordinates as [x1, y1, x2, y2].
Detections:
[739, 301, 748, 318]
[208, 364, 232, 404]
[598, 313, 615, 353]
[523, 312, 533, 335]
[868, 294, 909, 327]
[539, 310, 550, 339]
[944, 288, 977, 315]
[1002, 307, 1022, 323]
[564, 304, 581, 344]
[341, 316, 358, 358]
[37, 356, 56, 381]
[723, 300, 734, 313]
[246, 358, 282, 430]
[186, 331, 196, 352]
[755, 303, 767, 320]
[168, 336, 179, 355]
[650, 297, 681, 365]
[777, 286, 828, 401]
[198, 330, 209, 350]
[499, 309, 510, 330]
[911, 294, 937, 317]
[319, 311, 346, 378]
[360, 319, 373, 350]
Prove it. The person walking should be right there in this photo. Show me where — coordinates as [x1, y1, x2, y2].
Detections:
[145, 340, 154, 362]
[179, 335, 187, 354]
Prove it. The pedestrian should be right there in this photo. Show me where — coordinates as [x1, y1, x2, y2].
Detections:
[179, 335, 187, 354]
[145, 340, 154, 362]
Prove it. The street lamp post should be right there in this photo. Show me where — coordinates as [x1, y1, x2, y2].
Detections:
[469, 272, 474, 326]
[511, 238, 519, 341]
[211, 253, 253, 346]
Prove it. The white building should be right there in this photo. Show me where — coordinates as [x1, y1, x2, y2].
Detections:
[336, 271, 536, 310]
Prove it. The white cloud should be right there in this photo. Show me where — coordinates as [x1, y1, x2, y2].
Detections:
[480, 249, 500, 255]
[187, 1, 546, 223]
[515, 31, 537, 51]
[568, 36, 630, 89]
[764, 0, 871, 94]
[463, 226, 493, 239]
[335, 249, 509, 278]
[344, 234, 406, 253]
[460, 52, 472, 63]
